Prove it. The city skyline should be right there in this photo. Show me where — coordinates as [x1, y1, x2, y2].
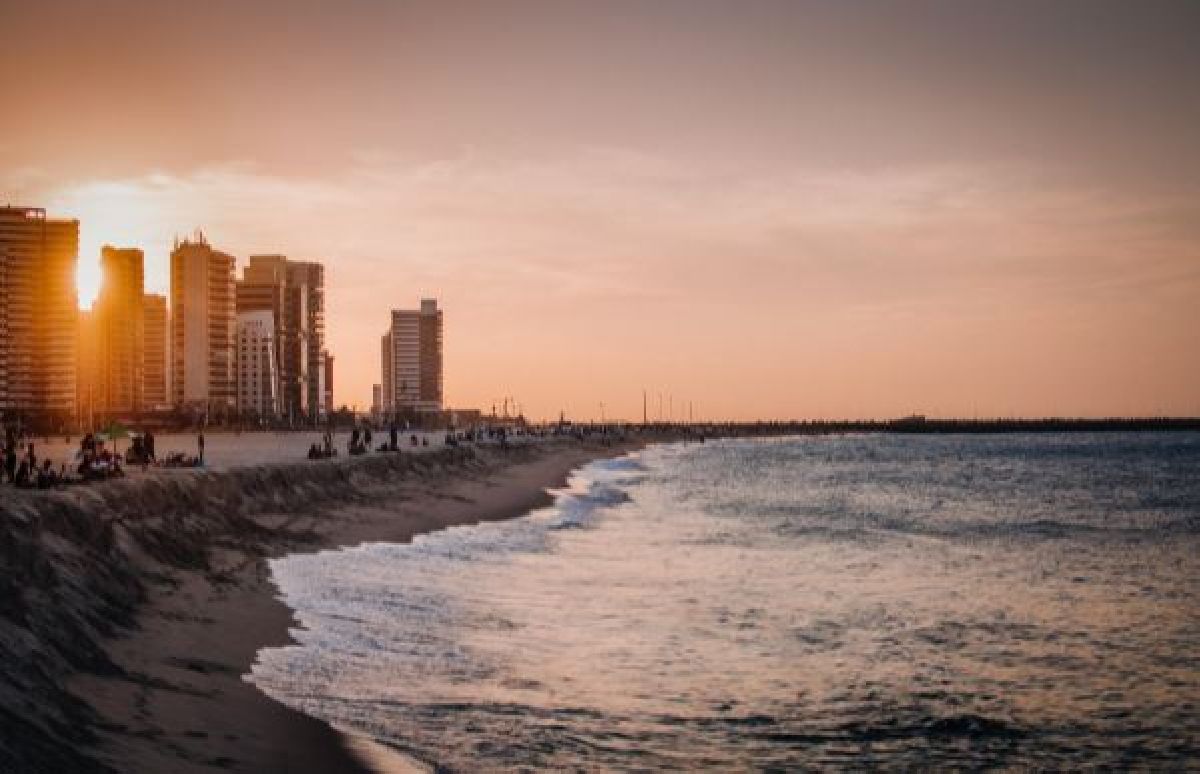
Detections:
[3, 0, 1199, 420]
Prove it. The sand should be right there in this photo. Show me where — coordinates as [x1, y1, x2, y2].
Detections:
[15, 428, 539, 473]
[61, 437, 639, 773]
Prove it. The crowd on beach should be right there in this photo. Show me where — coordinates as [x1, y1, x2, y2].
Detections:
[1, 430, 128, 490]
[307, 423, 530, 461]
[2, 418, 605, 490]
[0, 428, 210, 491]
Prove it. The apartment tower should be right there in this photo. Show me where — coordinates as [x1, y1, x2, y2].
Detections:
[75, 309, 99, 429]
[170, 234, 236, 415]
[142, 294, 169, 410]
[236, 255, 326, 422]
[93, 246, 144, 416]
[0, 206, 79, 425]
[235, 310, 279, 418]
[381, 299, 443, 414]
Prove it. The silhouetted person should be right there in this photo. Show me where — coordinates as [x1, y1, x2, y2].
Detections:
[389, 424, 398, 451]
[37, 460, 57, 489]
[3, 444, 15, 483]
[14, 460, 31, 488]
[197, 432, 205, 465]
[145, 431, 156, 462]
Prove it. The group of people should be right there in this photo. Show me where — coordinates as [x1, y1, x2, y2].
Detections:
[0, 432, 127, 489]
[306, 424, 441, 461]
[74, 432, 128, 482]
[2, 438, 68, 489]
[1, 427, 215, 490]
[307, 429, 338, 460]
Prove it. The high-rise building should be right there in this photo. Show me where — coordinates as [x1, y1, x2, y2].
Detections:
[142, 294, 169, 410]
[237, 255, 326, 422]
[322, 351, 334, 414]
[372, 384, 383, 416]
[75, 309, 99, 429]
[235, 310, 279, 418]
[170, 234, 236, 415]
[0, 206, 79, 426]
[286, 261, 326, 415]
[93, 246, 144, 416]
[380, 331, 393, 413]
[381, 299, 443, 414]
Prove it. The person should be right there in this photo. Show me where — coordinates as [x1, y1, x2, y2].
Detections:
[307, 443, 321, 460]
[14, 459, 32, 488]
[197, 431, 205, 465]
[389, 424, 398, 451]
[364, 427, 372, 448]
[26, 443, 36, 472]
[2, 443, 14, 483]
[37, 460, 58, 489]
[145, 430, 156, 462]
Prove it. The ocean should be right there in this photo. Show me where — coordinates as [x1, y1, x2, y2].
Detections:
[250, 433, 1200, 770]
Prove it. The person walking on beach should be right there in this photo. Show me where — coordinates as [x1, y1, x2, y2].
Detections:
[197, 431, 206, 465]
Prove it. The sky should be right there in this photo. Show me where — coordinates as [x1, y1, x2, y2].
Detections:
[2, 0, 1198, 420]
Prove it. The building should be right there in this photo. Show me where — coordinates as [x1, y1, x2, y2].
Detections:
[322, 351, 334, 414]
[372, 384, 382, 416]
[0, 206, 79, 426]
[380, 331, 393, 413]
[93, 246, 144, 416]
[235, 310, 279, 418]
[380, 299, 443, 414]
[75, 309, 99, 429]
[170, 234, 236, 416]
[142, 294, 169, 410]
[237, 255, 326, 422]
[285, 261, 326, 415]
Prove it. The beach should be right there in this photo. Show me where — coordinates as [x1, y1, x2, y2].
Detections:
[0, 433, 638, 773]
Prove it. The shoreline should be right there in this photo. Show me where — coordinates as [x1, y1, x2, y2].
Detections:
[61, 437, 642, 773]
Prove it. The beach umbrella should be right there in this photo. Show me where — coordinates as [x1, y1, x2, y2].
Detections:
[98, 421, 130, 455]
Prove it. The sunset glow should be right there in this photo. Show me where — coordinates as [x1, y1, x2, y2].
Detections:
[3, 0, 1198, 420]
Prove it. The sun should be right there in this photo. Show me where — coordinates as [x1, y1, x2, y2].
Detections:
[58, 188, 171, 310]
[77, 255, 103, 310]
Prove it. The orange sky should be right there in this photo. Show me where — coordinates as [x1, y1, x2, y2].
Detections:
[2, 0, 1198, 420]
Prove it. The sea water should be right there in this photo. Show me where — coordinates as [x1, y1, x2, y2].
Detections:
[250, 433, 1200, 769]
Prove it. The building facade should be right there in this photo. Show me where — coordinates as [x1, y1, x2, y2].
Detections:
[142, 294, 169, 410]
[75, 309, 99, 429]
[237, 255, 326, 422]
[0, 206, 79, 426]
[93, 246, 144, 416]
[320, 351, 333, 415]
[380, 299, 443, 414]
[235, 310, 279, 418]
[170, 234, 236, 416]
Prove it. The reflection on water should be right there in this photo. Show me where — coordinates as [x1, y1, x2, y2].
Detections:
[251, 433, 1200, 770]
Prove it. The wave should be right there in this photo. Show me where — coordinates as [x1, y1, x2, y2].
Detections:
[0, 446, 480, 773]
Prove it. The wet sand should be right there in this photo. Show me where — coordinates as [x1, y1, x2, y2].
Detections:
[67, 438, 638, 773]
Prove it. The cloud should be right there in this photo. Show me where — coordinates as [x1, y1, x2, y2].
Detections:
[13, 150, 1198, 415]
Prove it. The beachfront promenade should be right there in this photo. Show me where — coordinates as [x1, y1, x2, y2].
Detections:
[9, 428, 537, 480]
